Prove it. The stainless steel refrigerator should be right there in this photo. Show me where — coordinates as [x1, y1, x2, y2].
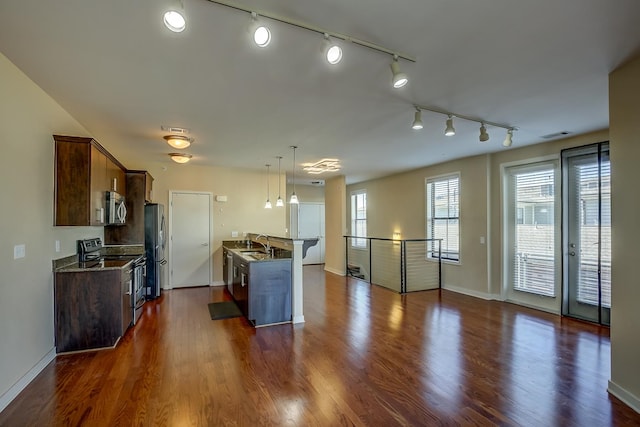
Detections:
[145, 203, 166, 299]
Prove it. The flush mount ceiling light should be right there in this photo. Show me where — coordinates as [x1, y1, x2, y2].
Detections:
[290, 146, 299, 204]
[444, 115, 456, 136]
[479, 123, 489, 142]
[411, 108, 424, 130]
[302, 158, 341, 174]
[249, 12, 271, 47]
[264, 164, 272, 209]
[322, 33, 342, 65]
[503, 128, 515, 147]
[163, 0, 186, 32]
[411, 104, 515, 147]
[163, 135, 193, 149]
[390, 55, 408, 88]
[168, 153, 192, 163]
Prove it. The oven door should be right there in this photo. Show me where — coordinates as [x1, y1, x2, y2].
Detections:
[132, 260, 146, 324]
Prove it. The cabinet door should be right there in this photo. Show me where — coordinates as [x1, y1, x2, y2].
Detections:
[144, 172, 154, 202]
[106, 158, 126, 194]
[90, 145, 107, 225]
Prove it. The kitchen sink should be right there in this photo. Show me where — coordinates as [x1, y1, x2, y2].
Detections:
[249, 253, 271, 261]
[239, 250, 265, 255]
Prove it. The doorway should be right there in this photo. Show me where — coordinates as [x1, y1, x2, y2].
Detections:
[562, 143, 610, 325]
[169, 191, 212, 288]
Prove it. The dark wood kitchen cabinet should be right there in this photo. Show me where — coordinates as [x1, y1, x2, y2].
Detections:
[105, 170, 153, 244]
[54, 267, 132, 353]
[54, 135, 127, 226]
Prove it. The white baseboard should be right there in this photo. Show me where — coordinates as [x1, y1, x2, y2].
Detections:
[608, 380, 640, 414]
[292, 315, 305, 324]
[324, 266, 345, 276]
[0, 347, 56, 413]
[210, 280, 225, 287]
[442, 284, 499, 301]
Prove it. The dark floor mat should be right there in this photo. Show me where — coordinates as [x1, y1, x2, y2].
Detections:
[208, 301, 242, 320]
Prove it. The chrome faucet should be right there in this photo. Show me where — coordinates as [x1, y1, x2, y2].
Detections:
[254, 234, 271, 252]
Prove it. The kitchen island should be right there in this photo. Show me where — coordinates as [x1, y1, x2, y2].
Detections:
[223, 233, 318, 325]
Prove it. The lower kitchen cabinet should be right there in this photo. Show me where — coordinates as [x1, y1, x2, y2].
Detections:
[231, 252, 291, 326]
[54, 267, 132, 353]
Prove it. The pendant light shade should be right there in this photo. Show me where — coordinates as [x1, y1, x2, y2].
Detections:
[163, 0, 186, 32]
[412, 109, 423, 130]
[276, 156, 284, 207]
[290, 146, 299, 204]
[479, 123, 489, 142]
[444, 115, 456, 136]
[264, 164, 272, 209]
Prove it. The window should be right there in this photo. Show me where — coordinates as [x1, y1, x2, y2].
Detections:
[426, 174, 460, 261]
[351, 191, 367, 248]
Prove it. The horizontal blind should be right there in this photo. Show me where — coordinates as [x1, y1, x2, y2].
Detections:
[427, 175, 459, 261]
[512, 168, 555, 297]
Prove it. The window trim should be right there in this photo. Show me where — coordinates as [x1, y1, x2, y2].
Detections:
[350, 190, 367, 249]
[425, 172, 460, 263]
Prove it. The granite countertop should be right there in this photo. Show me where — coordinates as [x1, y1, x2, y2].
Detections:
[53, 244, 144, 272]
[223, 241, 292, 263]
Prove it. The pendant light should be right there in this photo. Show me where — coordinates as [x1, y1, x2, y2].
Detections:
[289, 146, 299, 204]
[276, 156, 284, 207]
[264, 164, 272, 209]
[479, 123, 489, 142]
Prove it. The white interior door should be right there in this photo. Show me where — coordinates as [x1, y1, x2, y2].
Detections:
[298, 203, 325, 265]
[169, 192, 212, 288]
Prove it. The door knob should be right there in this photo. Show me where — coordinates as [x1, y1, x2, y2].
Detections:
[570, 251, 576, 256]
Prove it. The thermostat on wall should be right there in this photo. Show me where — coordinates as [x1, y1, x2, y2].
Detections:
[215, 195, 228, 202]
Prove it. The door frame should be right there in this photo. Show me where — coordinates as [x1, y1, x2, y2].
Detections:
[167, 190, 214, 289]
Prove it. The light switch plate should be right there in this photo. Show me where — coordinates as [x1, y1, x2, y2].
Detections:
[231, 231, 238, 237]
[14, 244, 26, 259]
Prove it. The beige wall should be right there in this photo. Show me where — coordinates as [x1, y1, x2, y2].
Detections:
[0, 53, 105, 406]
[291, 184, 325, 203]
[609, 53, 640, 410]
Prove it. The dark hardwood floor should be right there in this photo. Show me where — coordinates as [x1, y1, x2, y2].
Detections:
[1, 265, 638, 426]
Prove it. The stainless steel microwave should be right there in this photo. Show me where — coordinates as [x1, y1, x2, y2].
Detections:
[105, 191, 127, 225]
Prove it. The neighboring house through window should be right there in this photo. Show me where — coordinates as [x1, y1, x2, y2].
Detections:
[351, 190, 367, 248]
[426, 174, 460, 261]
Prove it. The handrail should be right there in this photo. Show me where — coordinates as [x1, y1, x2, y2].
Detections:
[343, 236, 442, 293]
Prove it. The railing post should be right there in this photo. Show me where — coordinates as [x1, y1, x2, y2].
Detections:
[401, 240, 406, 293]
[438, 239, 442, 289]
[368, 237, 373, 285]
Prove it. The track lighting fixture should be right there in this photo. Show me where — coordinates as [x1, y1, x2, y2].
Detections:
[163, 0, 186, 33]
[264, 164, 272, 209]
[250, 12, 271, 47]
[479, 123, 489, 142]
[168, 153, 192, 163]
[322, 33, 342, 65]
[290, 146, 299, 204]
[390, 55, 408, 88]
[444, 115, 456, 136]
[503, 129, 514, 147]
[411, 105, 515, 147]
[411, 109, 423, 130]
[276, 156, 284, 207]
[163, 135, 193, 149]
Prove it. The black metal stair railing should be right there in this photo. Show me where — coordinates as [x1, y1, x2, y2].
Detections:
[344, 236, 442, 293]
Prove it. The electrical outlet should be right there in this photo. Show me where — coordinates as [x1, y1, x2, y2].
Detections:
[14, 244, 26, 259]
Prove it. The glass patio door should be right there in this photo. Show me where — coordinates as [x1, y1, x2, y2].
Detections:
[562, 143, 610, 325]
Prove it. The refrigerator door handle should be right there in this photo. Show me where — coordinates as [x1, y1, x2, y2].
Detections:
[160, 259, 168, 265]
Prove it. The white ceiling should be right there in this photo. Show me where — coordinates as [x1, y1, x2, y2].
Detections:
[1, 0, 639, 184]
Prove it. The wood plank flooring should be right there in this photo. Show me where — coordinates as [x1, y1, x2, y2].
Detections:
[1, 265, 638, 426]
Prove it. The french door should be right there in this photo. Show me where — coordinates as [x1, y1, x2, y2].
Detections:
[562, 143, 610, 325]
[504, 160, 560, 313]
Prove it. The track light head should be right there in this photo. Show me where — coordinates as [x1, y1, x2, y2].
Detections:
[163, 0, 186, 33]
[444, 115, 456, 136]
[323, 34, 343, 65]
[390, 56, 408, 88]
[503, 128, 514, 147]
[250, 12, 271, 47]
[412, 109, 423, 130]
[479, 123, 489, 142]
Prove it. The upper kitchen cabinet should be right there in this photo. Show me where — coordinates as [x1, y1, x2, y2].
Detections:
[54, 135, 127, 226]
[105, 170, 153, 244]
